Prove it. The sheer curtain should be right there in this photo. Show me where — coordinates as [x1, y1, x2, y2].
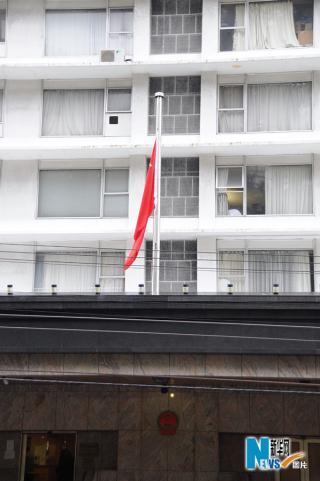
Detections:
[233, 5, 245, 51]
[100, 251, 125, 292]
[247, 82, 312, 132]
[45, 10, 106, 56]
[219, 86, 244, 133]
[265, 165, 312, 214]
[34, 252, 97, 293]
[42, 90, 104, 136]
[217, 168, 229, 215]
[249, 1, 299, 50]
[248, 250, 311, 293]
[219, 251, 245, 292]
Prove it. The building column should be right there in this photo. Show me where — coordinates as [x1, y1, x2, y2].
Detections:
[133, 0, 150, 61]
[131, 74, 149, 143]
[200, 72, 217, 142]
[314, 239, 320, 293]
[202, 0, 219, 58]
[198, 236, 217, 293]
[313, 0, 320, 48]
[199, 154, 215, 230]
[312, 73, 320, 131]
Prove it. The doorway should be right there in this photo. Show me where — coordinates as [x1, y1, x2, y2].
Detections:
[20, 432, 76, 481]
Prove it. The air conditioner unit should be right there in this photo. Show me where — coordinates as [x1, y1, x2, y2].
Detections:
[100, 50, 115, 62]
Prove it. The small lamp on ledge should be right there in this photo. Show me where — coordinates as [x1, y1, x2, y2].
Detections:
[7, 284, 13, 295]
[273, 283, 280, 295]
[95, 284, 101, 295]
[138, 283, 145, 295]
[51, 284, 57, 295]
[183, 283, 189, 295]
[227, 283, 234, 295]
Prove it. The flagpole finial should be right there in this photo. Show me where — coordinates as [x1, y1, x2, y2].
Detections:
[154, 91, 164, 98]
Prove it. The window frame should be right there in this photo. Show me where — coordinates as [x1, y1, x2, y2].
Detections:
[34, 249, 126, 293]
[216, 162, 314, 217]
[106, 87, 132, 113]
[107, 6, 134, 54]
[103, 167, 130, 218]
[37, 167, 130, 219]
[218, 0, 314, 52]
[217, 79, 313, 134]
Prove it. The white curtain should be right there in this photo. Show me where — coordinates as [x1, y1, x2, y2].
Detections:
[248, 250, 311, 293]
[217, 168, 229, 215]
[265, 165, 312, 215]
[219, 251, 245, 292]
[35, 252, 97, 293]
[100, 251, 125, 292]
[247, 82, 312, 132]
[233, 4, 245, 51]
[45, 10, 106, 56]
[249, 1, 299, 50]
[219, 86, 244, 133]
[42, 90, 104, 136]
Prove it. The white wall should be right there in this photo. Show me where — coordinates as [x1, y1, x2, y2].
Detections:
[7, 0, 44, 57]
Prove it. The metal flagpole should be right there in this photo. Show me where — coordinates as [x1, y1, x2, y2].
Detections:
[151, 91, 164, 296]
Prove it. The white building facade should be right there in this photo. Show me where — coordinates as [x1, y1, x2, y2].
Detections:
[0, 0, 319, 294]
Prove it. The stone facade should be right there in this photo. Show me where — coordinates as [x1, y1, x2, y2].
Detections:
[149, 76, 201, 134]
[161, 157, 199, 217]
[1, 381, 320, 481]
[150, 0, 202, 54]
[145, 239, 197, 293]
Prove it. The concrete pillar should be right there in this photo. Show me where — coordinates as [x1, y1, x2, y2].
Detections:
[313, 72, 320, 131]
[200, 72, 217, 142]
[7, 0, 45, 57]
[313, 155, 320, 217]
[133, 0, 150, 61]
[202, 0, 219, 58]
[198, 236, 217, 293]
[313, 0, 320, 48]
[131, 74, 149, 143]
[313, 239, 320, 293]
[4, 80, 42, 138]
[199, 154, 215, 230]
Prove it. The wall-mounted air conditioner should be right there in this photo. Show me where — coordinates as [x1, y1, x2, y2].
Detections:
[100, 49, 125, 63]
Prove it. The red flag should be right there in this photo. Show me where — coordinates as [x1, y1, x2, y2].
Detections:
[124, 141, 156, 270]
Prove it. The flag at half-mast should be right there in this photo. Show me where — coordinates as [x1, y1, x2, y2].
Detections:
[124, 141, 156, 270]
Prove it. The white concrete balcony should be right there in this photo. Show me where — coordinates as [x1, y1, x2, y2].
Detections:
[1, 131, 320, 160]
[1, 48, 320, 79]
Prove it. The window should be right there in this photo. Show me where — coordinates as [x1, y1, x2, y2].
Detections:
[0, 10, 5, 43]
[216, 164, 312, 216]
[0, 89, 4, 122]
[99, 251, 125, 292]
[218, 250, 313, 293]
[45, 9, 106, 56]
[218, 82, 312, 133]
[104, 169, 129, 217]
[109, 8, 133, 56]
[38, 168, 129, 218]
[42, 89, 104, 136]
[107, 88, 132, 112]
[35, 250, 125, 293]
[38, 170, 101, 217]
[219, 0, 313, 51]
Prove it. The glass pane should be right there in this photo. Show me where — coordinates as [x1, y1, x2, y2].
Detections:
[0, 10, 5, 42]
[109, 33, 133, 55]
[110, 9, 133, 32]
[247, 166, 266, 215]
[220, 28, 245, 51]
[38, 170, 101, 217]
[107, 89, 131, 112]
[101, 277, 125, 292]
[217, 167, 243, 187]
[219, 86, 244, 108]
[217, 191, 243, 215]
[221, 4, 245, 28]
[104, 194, 129, 217]
[294, 1, 313, 46]
[219, 110, 244, 133]
[45, 9, 106, 56]
[105, 169, 129, 193]
[308, 442, 320, 481]
[101, 251, 125, 277]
